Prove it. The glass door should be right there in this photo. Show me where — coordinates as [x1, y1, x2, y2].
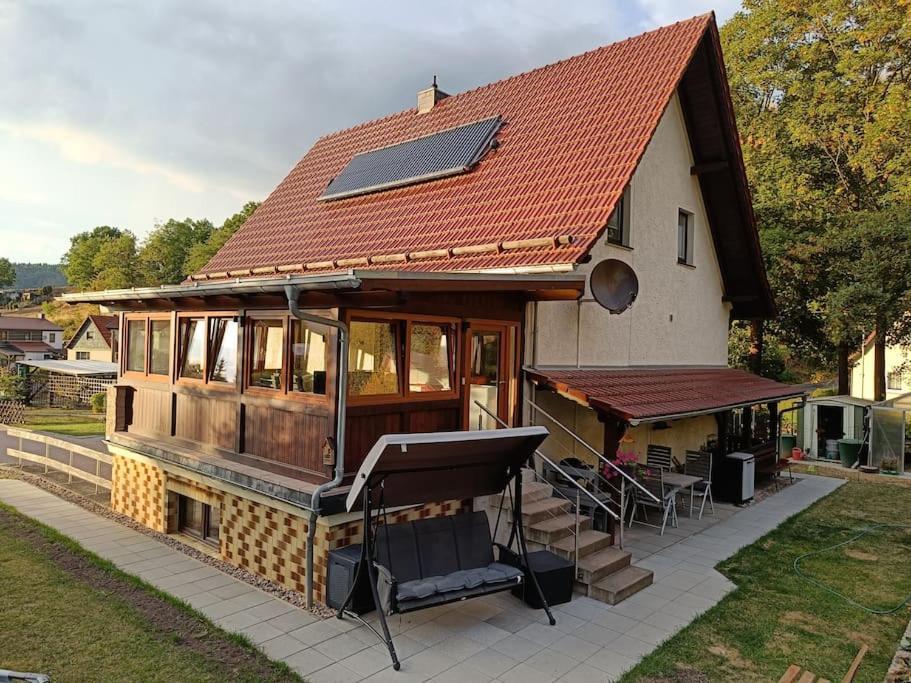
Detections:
[465, 324, 516, 430]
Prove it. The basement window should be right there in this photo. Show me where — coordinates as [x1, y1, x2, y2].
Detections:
[177, 494, 220, 547]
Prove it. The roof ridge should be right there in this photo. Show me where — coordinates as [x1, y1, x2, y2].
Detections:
[313, 13, 714, 145]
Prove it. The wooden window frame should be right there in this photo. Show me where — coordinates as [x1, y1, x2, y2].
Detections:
[345, 310, 461, 406]
[177, 494, 220, 548]
[176, 311, 240, 392]
[677, 208, 695, 266]
[242, 311, 331, 405]
[122, 313, 172, 383]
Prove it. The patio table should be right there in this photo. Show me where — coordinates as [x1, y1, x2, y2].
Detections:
[661, 472, 701, 518]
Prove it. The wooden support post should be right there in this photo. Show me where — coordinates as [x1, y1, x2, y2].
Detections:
[67, 448, 73, 484]
[44, 441, 49, 474]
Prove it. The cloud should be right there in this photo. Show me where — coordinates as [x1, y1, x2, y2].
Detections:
[0, 0, 725, 263]
[0, 121, 205, 192]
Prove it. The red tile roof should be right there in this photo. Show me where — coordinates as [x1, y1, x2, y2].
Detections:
[88, 315, 118, 348]
[0, 341, 57, 355]
[0, 316, 62, 332]
[527, 367, 808, 423]
[199, 15, 716, 279]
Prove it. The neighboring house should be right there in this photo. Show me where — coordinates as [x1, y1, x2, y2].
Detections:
[850, 332, 911, 401]
[0, 314, 64, 362]
[67, 315, 119, 363]
[65, 14, 803, 611]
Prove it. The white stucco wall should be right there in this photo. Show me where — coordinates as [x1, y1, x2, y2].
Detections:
[531, 92, 730, 369]
[42, 330, 63, 350]
[850, 341, 911, 401]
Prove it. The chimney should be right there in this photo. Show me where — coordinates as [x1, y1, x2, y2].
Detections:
[417, 76, 448, 114]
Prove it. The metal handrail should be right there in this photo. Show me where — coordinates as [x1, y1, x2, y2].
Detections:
[526, 398, 660, 503]
[473, 401, 618, 521]
[537, 427, 623, 498]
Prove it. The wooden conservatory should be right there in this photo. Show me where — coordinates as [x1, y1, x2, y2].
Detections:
[67, 271, 583, 605]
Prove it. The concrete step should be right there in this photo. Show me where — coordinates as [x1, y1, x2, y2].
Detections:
[526, 513, 591, 545]
[489, 481, 555, 509]
[589, 566, 654, 605]
[550, 529, 612, 561]
[520, 498, 571, 525]
[575, 546, 632, 586]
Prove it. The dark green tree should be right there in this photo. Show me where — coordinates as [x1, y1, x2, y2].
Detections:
[0, 258, 15, 288]
[137, 218, 214, 286]
[61, 226, 137, 291]
[184, 201, 260, 275]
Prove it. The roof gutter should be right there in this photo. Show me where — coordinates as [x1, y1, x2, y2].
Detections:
[284, 284, 349, 609]
[61, 272, 363, 304]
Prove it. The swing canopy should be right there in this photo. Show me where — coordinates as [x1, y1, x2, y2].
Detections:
[345, 426, 549, 511]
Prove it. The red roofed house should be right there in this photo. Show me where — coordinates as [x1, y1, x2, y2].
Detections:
[0, 314, 64, 364]
[67, 315, 120, 363]
[65, 13, 804, 610]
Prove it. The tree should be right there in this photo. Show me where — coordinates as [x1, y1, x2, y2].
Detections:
[137, 218, 214, 286]
[92, 232, 139, 290]
[62, 226, 136, 290]
[820, 207, 911, 400]
[0, 258, 15, 288]
[721, 1, 911, 383]
[184, 201, 260, 275]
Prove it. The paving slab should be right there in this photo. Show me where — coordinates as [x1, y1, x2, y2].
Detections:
[0, 473, 843, 681]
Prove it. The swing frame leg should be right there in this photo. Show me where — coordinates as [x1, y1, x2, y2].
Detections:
[336, 482, 401, 670]
[513, 470, 556, 626]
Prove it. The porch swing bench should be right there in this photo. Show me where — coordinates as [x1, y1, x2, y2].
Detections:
[337, 426, 557, 671]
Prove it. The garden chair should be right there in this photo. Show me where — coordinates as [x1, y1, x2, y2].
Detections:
[684, 450, 714, 519]
[646, 444, 673, 472]
[628, 469, 677, 535]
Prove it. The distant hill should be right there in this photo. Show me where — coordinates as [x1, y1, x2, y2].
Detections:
[13, 263, 67, 289]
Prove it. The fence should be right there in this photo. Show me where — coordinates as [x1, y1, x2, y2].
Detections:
[3, 427, 112, 492]
[0, 400, 24, 424]
[28, 372, 115, 408]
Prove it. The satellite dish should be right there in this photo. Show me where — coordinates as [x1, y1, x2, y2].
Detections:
[590, 259, 639, 314]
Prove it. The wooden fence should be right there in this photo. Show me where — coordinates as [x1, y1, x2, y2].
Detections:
[4, 427, 111, 492]
[0, 400, 24, 424]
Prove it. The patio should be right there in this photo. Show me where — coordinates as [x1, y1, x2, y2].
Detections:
[0, 474, 842, 682]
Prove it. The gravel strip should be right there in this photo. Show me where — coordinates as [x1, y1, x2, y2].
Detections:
[0, 465, 335, 619]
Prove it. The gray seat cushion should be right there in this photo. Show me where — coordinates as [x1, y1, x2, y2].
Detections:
[396, 562, 522, 602]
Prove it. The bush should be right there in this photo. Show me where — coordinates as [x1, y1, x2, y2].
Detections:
[90, 392, 106, 414]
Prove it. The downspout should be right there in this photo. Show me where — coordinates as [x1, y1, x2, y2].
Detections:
[284, 285, 349, 609]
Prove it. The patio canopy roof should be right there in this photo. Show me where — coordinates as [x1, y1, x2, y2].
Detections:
[526, 366, 809, 425]
[346, 426, 548, 512]
[61, 269, 585, 310]
[17, 359, 119, 376]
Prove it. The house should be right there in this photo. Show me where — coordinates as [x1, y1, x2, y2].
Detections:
[850, 332, 910, 401]
[64, 13, 804, 610]
[67, 315, 119, 363]
[0, 314, 64, 363]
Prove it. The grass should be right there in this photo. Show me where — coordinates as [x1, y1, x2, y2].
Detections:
[0, 501, 301, 683]
[20, 407, 106, 437]
[623, 481, 911, 682]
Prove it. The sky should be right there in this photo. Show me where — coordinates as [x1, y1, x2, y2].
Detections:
[0, 0, 742, 264]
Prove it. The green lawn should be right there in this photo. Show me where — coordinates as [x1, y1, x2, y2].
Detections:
[0, 503, 301, 683]
[20, 407, 106, 437]
[623, 480, 911, 682]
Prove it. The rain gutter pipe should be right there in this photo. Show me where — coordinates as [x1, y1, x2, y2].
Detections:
[285, 284, 349, 609]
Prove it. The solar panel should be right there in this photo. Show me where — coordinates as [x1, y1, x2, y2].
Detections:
[319, 116, 502, 201]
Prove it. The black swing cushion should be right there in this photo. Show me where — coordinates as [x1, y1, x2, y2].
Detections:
[373, 511, 523, 613]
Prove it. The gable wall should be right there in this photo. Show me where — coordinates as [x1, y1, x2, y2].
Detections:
[67, 321, 113, 361]
[531, 93, 731, 368]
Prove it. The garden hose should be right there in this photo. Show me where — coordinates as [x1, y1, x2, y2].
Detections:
[793, 523, 911, 615]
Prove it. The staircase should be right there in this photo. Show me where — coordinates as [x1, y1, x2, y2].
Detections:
[489, 480, 653, 605]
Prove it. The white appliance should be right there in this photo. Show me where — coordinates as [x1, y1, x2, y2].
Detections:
[726, 452, 755, 504]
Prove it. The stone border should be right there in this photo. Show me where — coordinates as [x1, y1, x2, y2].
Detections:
[0, 466, 334, 618]
[886, 616, 911, 682]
